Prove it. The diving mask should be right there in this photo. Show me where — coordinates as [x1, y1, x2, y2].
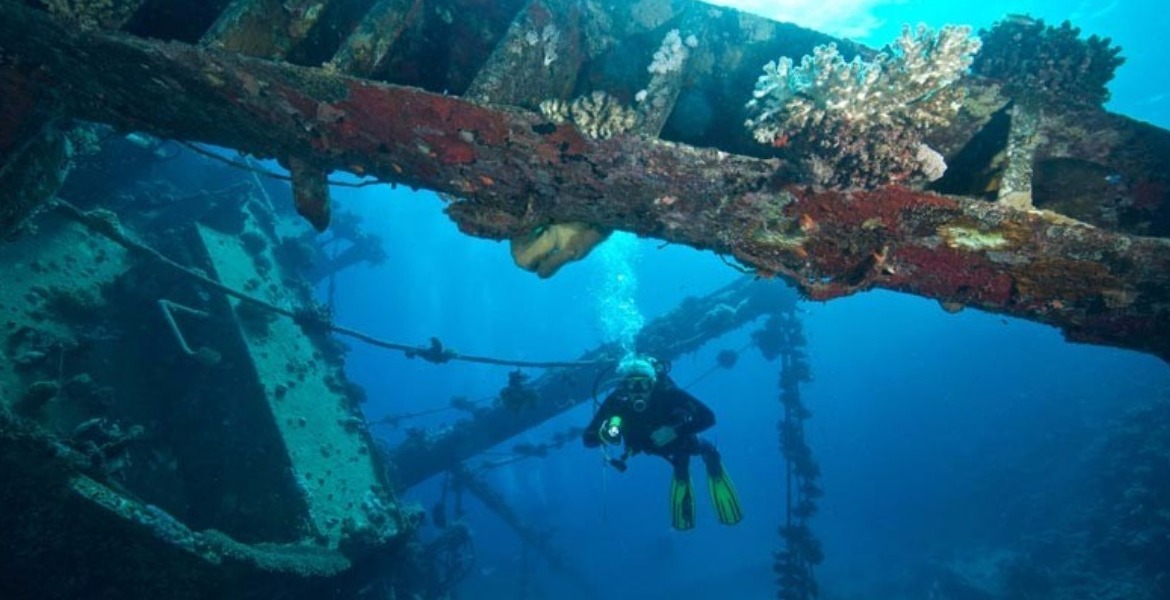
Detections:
[622, 376, 653, 412]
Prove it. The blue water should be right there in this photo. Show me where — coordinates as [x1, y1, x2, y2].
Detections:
[328, 2, 1170, 598]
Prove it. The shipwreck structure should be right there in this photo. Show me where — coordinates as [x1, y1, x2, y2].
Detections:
[2, 0, 1169, 597]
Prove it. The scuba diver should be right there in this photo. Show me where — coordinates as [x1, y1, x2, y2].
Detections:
[583, 354, 743, 530]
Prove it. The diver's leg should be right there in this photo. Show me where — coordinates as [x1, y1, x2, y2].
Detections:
[668, 453, 695, 530]
[699, 439, 743, 525]
[697, 439, 721, 475]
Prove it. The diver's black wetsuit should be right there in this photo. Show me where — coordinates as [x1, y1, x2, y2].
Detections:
[583, 378, 722, 476]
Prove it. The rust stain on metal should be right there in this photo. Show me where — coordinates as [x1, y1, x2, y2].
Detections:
[889, 245, 1016, 306]
[343, 82, 508, 144]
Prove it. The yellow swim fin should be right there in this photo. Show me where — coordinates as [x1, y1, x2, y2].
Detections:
[707, 463, 743, 526]
[670, 472, 696, 531]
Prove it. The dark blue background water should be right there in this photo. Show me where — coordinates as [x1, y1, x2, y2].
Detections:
[323, 2, 1170, 597]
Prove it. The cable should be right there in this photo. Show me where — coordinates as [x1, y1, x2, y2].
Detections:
[53, 199, 609, 371]
[369, 392, 497, 427]
[679, 340, 756, 390]
[177, 142, 384, 189]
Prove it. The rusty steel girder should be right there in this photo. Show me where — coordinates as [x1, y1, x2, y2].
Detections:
[1, 2, 1168, 362]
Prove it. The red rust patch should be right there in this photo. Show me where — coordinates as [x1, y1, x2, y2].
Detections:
[434, 138, 477, 164]
[531, 124, 587, 164]
[354, 82, 507, 144]
[797, 186, 955, 232]
[892, 245, 1015, 306]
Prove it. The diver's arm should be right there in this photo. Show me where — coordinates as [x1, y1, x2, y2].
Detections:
[670, 389, 715, 436]
[582, 396, 616, 448]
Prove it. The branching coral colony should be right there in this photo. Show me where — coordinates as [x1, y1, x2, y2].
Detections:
[972, 17, 1124, 210]
[973, 17, 1123, 111]
[539, 91, 639, 140]
[745, 24, 981, 189]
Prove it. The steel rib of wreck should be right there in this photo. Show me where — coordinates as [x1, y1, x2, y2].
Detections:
[0, 2, 1167, 362]
[385, 276, 796, 491]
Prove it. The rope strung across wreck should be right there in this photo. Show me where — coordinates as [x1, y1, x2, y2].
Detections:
[52, 199, 605, 371]
[177, 141, 385, 190]
[370, 341, 758, 431]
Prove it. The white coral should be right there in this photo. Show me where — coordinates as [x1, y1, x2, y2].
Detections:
[570, 91, 639, 139]
[540, 92, 639, 139]
[915, 144, 948, 181]
[648, 29, 688, 75]
[541, 25, 560, 67]
[539, 98, 570, 123]
[744, 24, 980, 187]
[746, 24, 981, 144]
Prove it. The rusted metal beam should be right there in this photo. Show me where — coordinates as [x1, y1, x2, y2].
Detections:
[330, 0, 424, 76]
[1032, 109, 1170, 236]
[464, 0, 582, 107]
[31, 0, 150, 30]
[202, 0, 336, 59]
[2, 2, 1168, 362]
[0, 121, 69, 239]
[0, 51, 68, 238]
[449, 463, 597, 597]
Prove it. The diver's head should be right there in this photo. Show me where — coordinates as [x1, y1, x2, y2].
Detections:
[615, 354, 659, 411]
